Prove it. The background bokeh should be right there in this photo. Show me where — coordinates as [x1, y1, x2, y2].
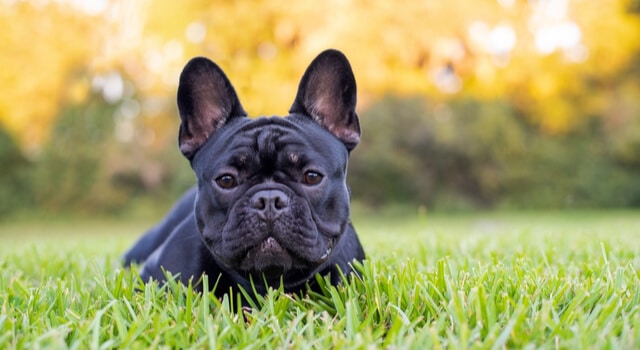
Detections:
[1, 0, 639, 216]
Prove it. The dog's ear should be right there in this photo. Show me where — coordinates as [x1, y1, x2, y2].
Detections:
[177, 57, 247, 160]
[290, 49, 361, 151]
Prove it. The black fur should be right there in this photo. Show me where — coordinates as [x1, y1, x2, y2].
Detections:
[123, 49, 365, 297]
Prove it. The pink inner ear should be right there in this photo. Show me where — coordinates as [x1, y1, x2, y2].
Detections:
[179, 140, 198, 158]
[308, 96, 329, 124]
[332, 126, 360, 147]
[180, 134, 207, 157]
[304, 90, 360, 150]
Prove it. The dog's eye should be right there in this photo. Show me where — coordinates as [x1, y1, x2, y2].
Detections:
[215, 174, 238, 189]
[302, 171, 323, 185]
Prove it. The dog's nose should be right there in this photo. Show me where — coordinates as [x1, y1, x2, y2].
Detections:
[250, 190, 290, 219]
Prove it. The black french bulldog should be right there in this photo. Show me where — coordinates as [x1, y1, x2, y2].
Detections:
[123, 49, 365, 297]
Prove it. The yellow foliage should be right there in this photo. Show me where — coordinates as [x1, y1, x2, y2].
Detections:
[1, 0, 639, 151]
[0, 2, 100, 152]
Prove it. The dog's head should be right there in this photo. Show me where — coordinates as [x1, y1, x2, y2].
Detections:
[176, 50, 360, 289]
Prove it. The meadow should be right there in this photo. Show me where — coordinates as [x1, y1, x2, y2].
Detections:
[1, 210, 639, 349]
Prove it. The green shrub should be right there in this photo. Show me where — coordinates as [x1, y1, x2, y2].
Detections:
[349, 95, 640, 210]
[0, 125, 31, 214]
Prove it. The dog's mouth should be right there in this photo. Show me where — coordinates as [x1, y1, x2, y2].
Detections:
[236, 236, 335, 284]
[239, 237, 292, 275]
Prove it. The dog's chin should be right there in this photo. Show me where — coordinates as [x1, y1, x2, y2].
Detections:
[232, 236, 331, 288]
[239, 237, 293, 278]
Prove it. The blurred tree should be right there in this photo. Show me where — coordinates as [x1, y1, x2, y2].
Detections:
[30, 93, 116, 213]
[0, 124, 31, 215]
[2, 0, 640, 151]
[1, 0, 640, 213]
[350, 94, 640, 210]
[0, 2, 99, 154]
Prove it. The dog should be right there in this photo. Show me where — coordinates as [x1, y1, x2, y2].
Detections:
[123, 49, 365, 297]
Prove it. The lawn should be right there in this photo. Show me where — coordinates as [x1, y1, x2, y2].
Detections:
[1, 210, 639, 348]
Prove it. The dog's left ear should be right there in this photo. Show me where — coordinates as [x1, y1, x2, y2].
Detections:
[290, 49, 361, 151]
[177, 57, 247, 160]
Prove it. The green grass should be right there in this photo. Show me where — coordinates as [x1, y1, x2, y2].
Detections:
[1, 210, 639, 349]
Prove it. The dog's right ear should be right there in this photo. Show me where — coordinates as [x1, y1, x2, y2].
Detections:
[177, 57, 247, 160]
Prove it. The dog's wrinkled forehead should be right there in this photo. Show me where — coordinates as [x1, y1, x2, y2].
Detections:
[238, 121, 303, 170]
[193, 116, 344, 176]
